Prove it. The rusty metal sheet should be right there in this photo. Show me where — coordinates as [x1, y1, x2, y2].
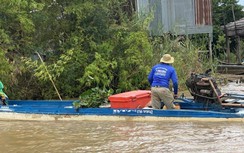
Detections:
[195, 0, 212, 25]
[136, 0, 213, 35]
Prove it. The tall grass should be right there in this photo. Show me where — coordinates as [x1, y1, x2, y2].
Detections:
[149, 34, 211, 91]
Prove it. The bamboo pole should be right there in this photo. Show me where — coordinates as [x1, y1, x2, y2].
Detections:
[202, 78, 222, 104]
[208, 79, 222, 105]
[36, 52, 62, 101]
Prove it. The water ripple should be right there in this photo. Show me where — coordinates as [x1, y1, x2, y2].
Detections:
[0, 121, 244, 153]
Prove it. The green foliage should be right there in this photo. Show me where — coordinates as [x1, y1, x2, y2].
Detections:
[22, 48, 89, 99]
[212, 0, 244, 59]
[73, 87, 113, 108]
[213, 34, 227, 57]
[0, 0, 231, 102]
[79, 52, 117, 88]
[0, 50, 11, 77]
[116, 31, 153, 91]
[219, 52, 237, 63]
[213, 0, 244, 25]
[149, 35, 205, 90]
[0, 50, 12, 97]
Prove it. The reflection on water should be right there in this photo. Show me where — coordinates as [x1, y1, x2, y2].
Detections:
[0, 120, 244, 153]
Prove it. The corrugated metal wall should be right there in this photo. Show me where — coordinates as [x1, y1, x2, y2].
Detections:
[136, 0, 213, 35]
[195, 0, 212, 25]
[149, 0, 164, 34]
[173, 0, 195, 26]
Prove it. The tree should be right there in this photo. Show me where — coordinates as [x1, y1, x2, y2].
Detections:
[212, 0, 244, 59]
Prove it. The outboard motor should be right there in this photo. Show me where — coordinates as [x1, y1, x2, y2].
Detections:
[185, 69, 221, 104]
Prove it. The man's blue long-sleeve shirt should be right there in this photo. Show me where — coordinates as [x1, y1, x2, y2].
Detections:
[148, 63, 178, 94]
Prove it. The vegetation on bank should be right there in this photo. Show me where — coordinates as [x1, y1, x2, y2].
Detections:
[0, 0, 243, 107]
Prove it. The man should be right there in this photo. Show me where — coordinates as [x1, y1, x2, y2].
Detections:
[148, 54, 178, 109]
[0, 80, 8, 105]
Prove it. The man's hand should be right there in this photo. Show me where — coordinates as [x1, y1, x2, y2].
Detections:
[174, 94, 178, 99]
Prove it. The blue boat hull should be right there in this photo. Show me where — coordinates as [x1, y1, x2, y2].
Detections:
[0, 99, 243, 121]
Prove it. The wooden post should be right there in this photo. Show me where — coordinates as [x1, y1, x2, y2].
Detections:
[237, 36, 241, 64]
[209, 33, 213, 63]
[226, 36, 230, 63]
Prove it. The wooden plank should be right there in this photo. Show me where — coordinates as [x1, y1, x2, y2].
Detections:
[217, 65, 244, 74]
[221, 103, 244, 107]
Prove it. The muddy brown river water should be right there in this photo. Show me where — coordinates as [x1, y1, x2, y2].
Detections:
[0, 120, 244, 153]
